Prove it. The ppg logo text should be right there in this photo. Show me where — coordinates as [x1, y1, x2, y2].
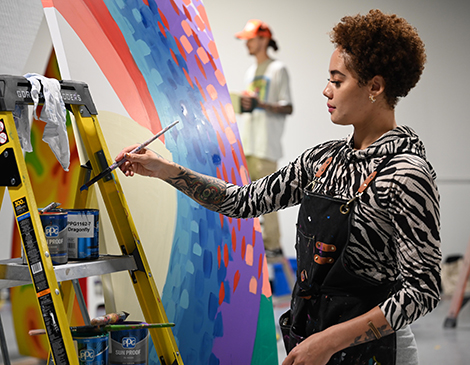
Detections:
[80, 349, 95, 361]
[45, 225, 59, 237]
[122, 337, 137, 348]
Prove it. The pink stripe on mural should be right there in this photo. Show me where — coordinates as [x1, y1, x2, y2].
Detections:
[42, 0, 163, 135]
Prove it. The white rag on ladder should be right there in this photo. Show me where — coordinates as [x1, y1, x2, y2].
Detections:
[12, 73, 70, 171]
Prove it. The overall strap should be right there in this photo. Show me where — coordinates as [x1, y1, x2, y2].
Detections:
[340, 154, 396, 214]
[305, 156, 333, 191]
[305, 143, 343, 191]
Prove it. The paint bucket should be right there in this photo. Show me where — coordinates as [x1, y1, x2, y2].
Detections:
[39, 209, 68, 265]
[66, 209, 100, 260]
[109, 322, 149, 365]
[74, 332, 109, 365]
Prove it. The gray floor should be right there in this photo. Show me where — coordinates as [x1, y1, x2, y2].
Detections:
[1, 292, 470, 365]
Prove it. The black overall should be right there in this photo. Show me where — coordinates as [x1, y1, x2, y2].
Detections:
[280, 152, 398, 365]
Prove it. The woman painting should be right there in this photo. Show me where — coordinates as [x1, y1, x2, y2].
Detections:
[116, 9, 441, 365]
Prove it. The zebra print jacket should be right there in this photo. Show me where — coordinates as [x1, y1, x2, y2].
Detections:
[217, 125, 441, 331]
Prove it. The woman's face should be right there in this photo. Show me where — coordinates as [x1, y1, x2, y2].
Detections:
[323, 48, 372, 127]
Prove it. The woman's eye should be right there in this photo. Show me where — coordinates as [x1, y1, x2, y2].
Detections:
[327, 78, 340, 86]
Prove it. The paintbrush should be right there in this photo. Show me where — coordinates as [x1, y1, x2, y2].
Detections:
[28, 322, 175, 336]
[80, 120, 179, 191]
[39, 202, 61, 213]
[90, 310, 130, 326]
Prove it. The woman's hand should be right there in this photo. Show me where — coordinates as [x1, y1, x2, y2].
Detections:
[282, 306, 394, 365]
[116, 145, 169, 179]
[282, 330, 337, 365]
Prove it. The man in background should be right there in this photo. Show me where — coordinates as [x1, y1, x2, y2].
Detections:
[235, 19, 293, 260]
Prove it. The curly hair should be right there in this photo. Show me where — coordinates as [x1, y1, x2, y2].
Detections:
[330, 9, 426, 108]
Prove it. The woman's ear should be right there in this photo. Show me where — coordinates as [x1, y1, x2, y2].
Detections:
[370, 75, 386, 97]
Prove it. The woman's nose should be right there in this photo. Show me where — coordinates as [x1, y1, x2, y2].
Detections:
[323, 83, 332, 98]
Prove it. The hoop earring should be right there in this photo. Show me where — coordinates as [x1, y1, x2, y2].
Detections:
[369, 95, 376, 103]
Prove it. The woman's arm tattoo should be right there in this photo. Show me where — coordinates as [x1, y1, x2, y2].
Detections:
[165, 165, 226, 210]
[349, 324, 393, 347]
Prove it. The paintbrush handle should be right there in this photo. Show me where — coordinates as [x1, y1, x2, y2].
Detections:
[29, 329, 47, 336]
[103, 323, 175, 331]
[80, 120, 179, 191]
[115, 119, 180, 170]
[28, 327, 107, 335]
[129, 120, 179, 154]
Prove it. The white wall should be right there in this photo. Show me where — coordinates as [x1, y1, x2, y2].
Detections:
[0, 0, 49, 259]
[1, 0, 469, 262]
[203, 0, 470, 260]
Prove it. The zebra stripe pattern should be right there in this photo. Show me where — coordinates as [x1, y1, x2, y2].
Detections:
[217, 125, 441, 331]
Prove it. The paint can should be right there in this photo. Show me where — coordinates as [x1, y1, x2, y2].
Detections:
[66, 209, 100, 260]
[39, 209, 68, 265]
[74, 332, 109, 365]
[110, 322, 149, 365]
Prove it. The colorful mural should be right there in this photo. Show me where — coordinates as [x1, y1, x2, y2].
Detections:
[32, 0, 277, 364]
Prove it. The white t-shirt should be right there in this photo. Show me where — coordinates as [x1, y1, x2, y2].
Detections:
[240, 58, 292, 162]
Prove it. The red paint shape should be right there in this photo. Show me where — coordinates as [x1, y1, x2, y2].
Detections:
[233, 270, 240, 293]
[231, 147, 240, 171]
[157, 21, 166, 37]
[219, 282, 225, 306]
[237, 218, 241, 231]
[219, 213, 224, 227]
[183, 68, 193, 88]
[224, 243, 229, 268]
[217, 245, 221, 269]
[170, 48, 179, 66]
[195, 78, 206, 101]
[195, 54, 207, 79]
[231, 167, 236, 185]
[231, 227, 236, 252]
[241, 236, 246, 260]
[183, 5, 192, 21]
[209, 53, 217, 71]
[258, 254, 263, 279]
[158, 8, 169, 30]
[191, 28, 202, 47]
[174, 37, 187, 61]
[228, 217, 233, 224]
[222, 163, 228, 182]
[169, 0, 180, 15]
[252, 227, 256, 247]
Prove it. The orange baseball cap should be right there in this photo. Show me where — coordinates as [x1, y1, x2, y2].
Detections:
[235, 19, 272, 40]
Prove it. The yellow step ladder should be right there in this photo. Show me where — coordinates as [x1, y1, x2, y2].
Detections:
[0, 75, 183, 365]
